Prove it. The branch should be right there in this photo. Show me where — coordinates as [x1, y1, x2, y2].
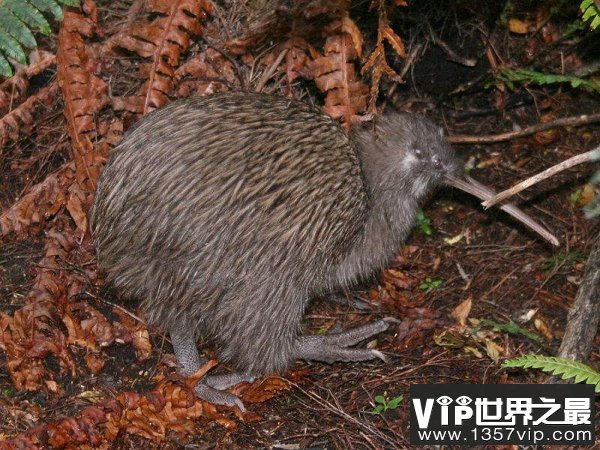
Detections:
[482, 147, 600, 209]
[449, 113, 600, 144]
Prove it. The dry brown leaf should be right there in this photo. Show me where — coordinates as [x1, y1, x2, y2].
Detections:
[257, 38, 319, 91]
[381, 25, 406, 57]
[508, 18, 533, 34]
[84, 352, 106, 374]
[239, 376, 290, 404]
[174, 48, 237, 98]
[325, 17, 364, 57]
[186, 359, 217, 389]
[576, 184, 596, 207]
[533, 113, 559, 145]
[534, 317, 553, 340]
[0, 52, 55, 110]
[113, 308, 152, 360]
[451, 297, 473, 327]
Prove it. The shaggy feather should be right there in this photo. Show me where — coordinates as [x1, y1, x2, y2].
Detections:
[91, 92, 453, 375]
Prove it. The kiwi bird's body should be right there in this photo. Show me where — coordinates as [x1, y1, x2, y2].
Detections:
[93, 92, 557, 408]
[93, 93, 407, 374]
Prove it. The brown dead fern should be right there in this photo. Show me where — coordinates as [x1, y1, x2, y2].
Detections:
[57, 9, 109, 216]
[308, 18, 369, 128]
[108, 0, 213, 114]
[362, 0, 406, 112]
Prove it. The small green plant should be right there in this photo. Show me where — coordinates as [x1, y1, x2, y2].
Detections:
[419, 277, 442, 292]
[479, 319, 542, 342]
[570, 188, 583, 205]
[416, 209, 433, 235]
[503, 355, 600, 393]
[542, 251, 583, 272]
[495, 68, 600, 93]
[371, 393, 404, 415]
[2, 387, 15, 396]
[0, 0, 81, 77]
[581, 0, 600, 30]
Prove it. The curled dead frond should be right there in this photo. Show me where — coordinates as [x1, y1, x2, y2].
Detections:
[174, 48, 238, 97]
[0, 81, 59, 149]
[308, 19, 369, 128]
[362, 0, 406, 112]
[0, 162, 74, 237]
[108, 0, 213, 114]
[0, 50, 55, 110]
[56, 9, 109, 233]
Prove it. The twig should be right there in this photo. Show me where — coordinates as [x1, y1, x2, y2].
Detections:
[205, 43, 246, 91]
[291, 383, 401, 448]
[85, 289, 145, 324]
[433, 36, 477, 67]
[427, 24, 477, 67]
[449, 113, 600, 144]
[399, 42, 423, 80]
[255, 48, 288, 93]
[482, 147, 600, 209]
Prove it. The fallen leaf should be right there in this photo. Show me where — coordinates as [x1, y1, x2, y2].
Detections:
[451, 297, 472, 327]
[508, 18, 533, 34]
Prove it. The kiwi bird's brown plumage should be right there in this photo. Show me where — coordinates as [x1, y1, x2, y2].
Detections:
[92, 92, 556, 407]
[93, 93, 377, 374]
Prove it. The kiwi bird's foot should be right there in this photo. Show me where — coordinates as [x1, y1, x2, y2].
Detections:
[194, 373, 256, 412]
[170, 326, 254, 411]
[295, 319, 390, 364]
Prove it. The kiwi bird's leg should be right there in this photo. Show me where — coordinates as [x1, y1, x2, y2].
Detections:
[295, 319, 390, 363]
[169, 326, 255, 411]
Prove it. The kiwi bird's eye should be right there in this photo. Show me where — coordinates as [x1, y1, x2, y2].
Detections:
[432, 155, 442, 168]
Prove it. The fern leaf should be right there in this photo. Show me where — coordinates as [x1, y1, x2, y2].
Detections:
[29, 0, 63, 21]
[581, 0, 600, 30]
[0, 28, 27, 64]
[0, 0, 80, 77]
[0, 52, 11, 77]
[0, 11, 37, 49]
[59, 0, 80, 6]
[503, 355, 600, 393]
[4, 0, 51, 35]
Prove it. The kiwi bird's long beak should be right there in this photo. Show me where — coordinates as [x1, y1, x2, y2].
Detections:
[444, 174, 559, 246]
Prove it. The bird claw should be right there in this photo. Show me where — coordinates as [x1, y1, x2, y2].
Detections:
[382, 316, 401, 324]
[296, 320, 390, 364]
[194, 380, 247, 412]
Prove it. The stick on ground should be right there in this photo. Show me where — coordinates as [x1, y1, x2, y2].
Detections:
[449, 113, 600, 144]
[481, 147, 600, 209]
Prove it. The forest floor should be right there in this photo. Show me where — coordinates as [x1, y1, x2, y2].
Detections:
[0, 0, 599, 448]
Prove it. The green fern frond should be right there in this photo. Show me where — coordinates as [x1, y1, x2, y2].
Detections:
[5, 0, 52, 35]
[0, 0, 80, 78]
[497, 68, 600, 93]
[581, 0, 600, 30]
[0, 28, 27, 64]
[29, 0, 64, 21]
[503, 355, 600, 393]
[0, 11, 37, 50]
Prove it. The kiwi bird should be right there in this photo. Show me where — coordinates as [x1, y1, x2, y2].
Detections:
[92, 92, 557, 409]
